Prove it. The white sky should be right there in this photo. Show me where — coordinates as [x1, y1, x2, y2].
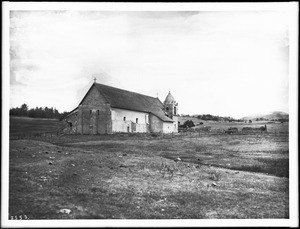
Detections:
[9, 5, 292, 119]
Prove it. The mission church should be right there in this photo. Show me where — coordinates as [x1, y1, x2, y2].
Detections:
[63, 81, 178, 134]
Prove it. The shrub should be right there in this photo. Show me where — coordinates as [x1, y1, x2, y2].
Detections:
[159, 162, 175, 180]
[208, 171, 222, 181]
[180, 120, 195, 129]
[195, 145, 207, 152]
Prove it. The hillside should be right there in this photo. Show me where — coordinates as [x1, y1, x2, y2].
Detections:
[241, 111, 289, 121]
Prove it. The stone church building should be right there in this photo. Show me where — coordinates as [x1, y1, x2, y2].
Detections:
[63, 83, 178, 134]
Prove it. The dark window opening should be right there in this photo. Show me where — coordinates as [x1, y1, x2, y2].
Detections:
[97, 110, 100, 115]
[136, 118, 138, 123]
[166, 107, 169, 111]
[123, 117, 126, 121]
[174, 107, 177, 115]
[90, 110, 92, 114]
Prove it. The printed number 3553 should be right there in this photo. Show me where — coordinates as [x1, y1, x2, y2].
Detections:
[10, 215, 29, 220]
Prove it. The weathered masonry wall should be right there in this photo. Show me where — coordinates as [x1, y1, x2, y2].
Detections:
[149, 114, 163, 133]
[78, 85, 112, 134]
[64, 111, 78, 133]
[111, 108, 149, 133]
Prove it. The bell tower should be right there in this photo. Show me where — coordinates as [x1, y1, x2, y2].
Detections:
[163, 91, 178, 119]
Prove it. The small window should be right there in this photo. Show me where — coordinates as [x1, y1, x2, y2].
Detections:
[136, 118, 138, 123]
[97, 110, 100, 115]
[166, 107, 169, 111]
[123, 117, 126, 121]
[90, 110, 92, 114]
[174, 107, 177, 115]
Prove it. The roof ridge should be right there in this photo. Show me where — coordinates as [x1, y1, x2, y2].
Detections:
[95, 83, 159, 100]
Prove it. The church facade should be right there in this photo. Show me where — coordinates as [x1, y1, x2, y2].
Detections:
[63, 83, 178, 134]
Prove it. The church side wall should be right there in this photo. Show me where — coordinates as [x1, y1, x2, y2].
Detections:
[111, 108, 149, 133]
[78, 86, 112, 134]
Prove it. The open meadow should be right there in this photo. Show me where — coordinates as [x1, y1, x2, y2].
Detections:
[8, 117, 289, 219]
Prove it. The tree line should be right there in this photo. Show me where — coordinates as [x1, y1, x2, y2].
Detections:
[10, 104, 69, 119]
[180, 114, 243, 122]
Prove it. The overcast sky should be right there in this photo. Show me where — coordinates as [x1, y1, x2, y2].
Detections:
[9, 8, 291, 118]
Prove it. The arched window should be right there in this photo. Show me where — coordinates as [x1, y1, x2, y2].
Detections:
[123, 117, 126, 121]
[136, 118, 138, 123]
[174, 107, 177, 115]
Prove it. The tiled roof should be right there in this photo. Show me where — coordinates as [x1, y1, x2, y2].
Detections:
[92, 83, 174, 122]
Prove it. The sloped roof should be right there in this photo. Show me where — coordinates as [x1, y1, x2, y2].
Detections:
[90, 83, 174, 122]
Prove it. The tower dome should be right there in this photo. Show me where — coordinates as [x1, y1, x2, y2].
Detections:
[164, 91, 175, 104]
[163, 91, 178, 118]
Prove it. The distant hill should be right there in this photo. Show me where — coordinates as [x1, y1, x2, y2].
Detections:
[241, 111, 289, 120]
[178, 114, 243, 125]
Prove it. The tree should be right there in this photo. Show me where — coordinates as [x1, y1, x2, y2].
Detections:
[21, 104, 28, 111]
[10, 104, 65, 119]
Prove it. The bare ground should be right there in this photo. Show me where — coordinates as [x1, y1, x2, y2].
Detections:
[9, 128, 289, 219]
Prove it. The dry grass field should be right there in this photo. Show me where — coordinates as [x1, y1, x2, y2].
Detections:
[9, 117, 62, 138]
[8, 117, 289, 219]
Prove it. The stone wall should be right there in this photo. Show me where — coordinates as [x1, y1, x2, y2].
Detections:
[164, 102, 178, 119]
[77, 85, 112, 134]
[149, 114, 163, 133]
[63, 111, 78, 133]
